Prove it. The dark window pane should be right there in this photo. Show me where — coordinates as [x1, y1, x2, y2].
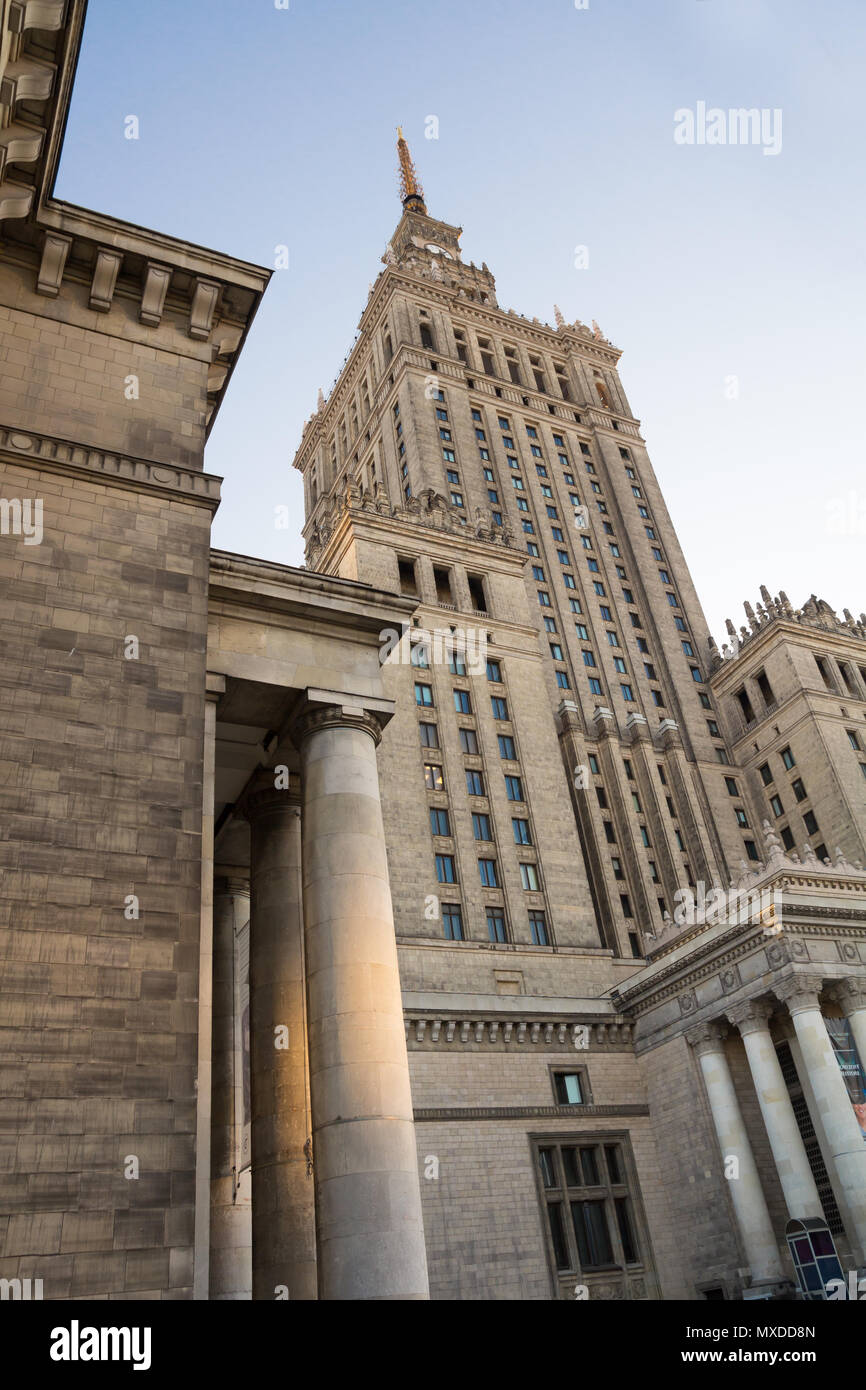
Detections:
[554, 1072, 584, 1106]
[548, 1201, 570, 1270]
[615, 1196, 638, 1263]
[580, 1147, 600, 1186]
[562, 1147, 581, 1187]
[572, 1199, 613, 1268]
[605, 1144, 623, 1185]
[539, 1147, 556, 1189]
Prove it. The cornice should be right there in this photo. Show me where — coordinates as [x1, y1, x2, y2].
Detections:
[404, 1014, 632, 1049]
[0, 422, 221, 509]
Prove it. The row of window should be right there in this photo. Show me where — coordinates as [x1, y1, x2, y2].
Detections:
[439, 901, 550, 945]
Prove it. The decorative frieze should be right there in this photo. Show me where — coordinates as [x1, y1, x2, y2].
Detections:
[405, 1015, 632, 1049]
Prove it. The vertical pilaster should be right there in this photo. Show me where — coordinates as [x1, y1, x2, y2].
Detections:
[194, 673, 225, 1299]
[687, 1022, 783, 1285]
[295, 697, 429, 1300]
[244, 771, 317, 1300]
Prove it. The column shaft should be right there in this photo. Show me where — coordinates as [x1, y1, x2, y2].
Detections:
[299, 709, 429, 1300]
[738, 1025, 823, 1220]
[787, 1001, 866, 1257]
[210, 880, 252, 1299]
[247, 784, 317, 1300]
[693, 1032, 783, 1283]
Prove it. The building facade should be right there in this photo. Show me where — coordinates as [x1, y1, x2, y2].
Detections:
[1, 1, 864, 1302]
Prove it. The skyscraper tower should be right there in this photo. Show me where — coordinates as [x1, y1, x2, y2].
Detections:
[290, 135, 866, 1301]
[296, 132, 755, 962]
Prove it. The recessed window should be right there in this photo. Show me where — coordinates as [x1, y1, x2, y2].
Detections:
[725, 777, 738, 796]
[424, 763, 444, 791]
[491, 696, 509, 720]
[512, 817, 532, 845]
[442, 904, 463, 941]
[479, 858, 499, 888]
[758, 762, 773, 785]
[792, 778, 807, 803]
[505, 775, 524, 801]
[847, 729, 862, 751]
[486, 660, 502, 683]
[529, 910, 549, 945]
[435, 854, 456, 883]
[429, 807, 450, 836]
[472, 813, 492, 841]
[770, 794, 784, 818]
[520, 862, 540, 891]
[415, 683, 433, 707]
[803, 809, 819, 836]
[486, 907, 507, 943]
[780, 746, 795, 770]
[498, 734, 517, 760]
[465, 769, 485, 796]
[454, 689, 472, 714]
[553, 1072, 586, 1106]
[419, 722, 439, 748]
[459, 728, 479, 755]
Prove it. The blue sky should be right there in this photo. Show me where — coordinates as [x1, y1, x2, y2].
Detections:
[57, 0, 866, 640]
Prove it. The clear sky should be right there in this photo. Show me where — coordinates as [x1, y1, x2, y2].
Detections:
[57, 0, 865, 642]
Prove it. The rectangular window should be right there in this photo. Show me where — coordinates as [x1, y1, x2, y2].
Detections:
[530, 909, 549, 943]
[429, 807, 450, 836]
[472, 812, 492, 841]
[553, 1072, 585, 1105]
[486, 660, 502, 682]
[479, 858, 499, 888]
[498, 734, 517, 760]
[435, 854, 456, 883]
[466, 769, 485, 796]
[415, 683, 433, 707]
[491, 696, 509, 720]
[459, 728, 479, 755]
[725, 777, 738, 796]
[803, 809, 819, 836]
[520, 862, 540, 891]
[512, 817, 532, 845]
[424, 763, 444, 791]
[442, 904, 463, 941]
[759, 761, 773, 785]
[588, 678, 602, 696]
[781, 745, 796, 770]
[453, 689, 472, 714]
[792, 778, 807, 802]
[505, 775, 524, 801]
[419, 722, 439, 748]
[487, 908, 507, 943]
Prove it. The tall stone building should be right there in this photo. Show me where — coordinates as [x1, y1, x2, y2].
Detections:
[1, 2, 864, 1303]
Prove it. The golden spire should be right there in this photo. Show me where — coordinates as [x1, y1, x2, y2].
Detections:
[396, 126, 427, 214]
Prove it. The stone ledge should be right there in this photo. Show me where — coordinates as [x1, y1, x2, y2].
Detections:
[0, 424, 221, 510]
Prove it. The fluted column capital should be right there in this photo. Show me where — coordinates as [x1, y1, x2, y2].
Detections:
[727, 998, 775, 1035]
[686, 1020, 728, 1057]
[773, 973, 825, 1015]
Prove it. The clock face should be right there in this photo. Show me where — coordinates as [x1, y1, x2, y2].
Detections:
[426, 243, 453, 259]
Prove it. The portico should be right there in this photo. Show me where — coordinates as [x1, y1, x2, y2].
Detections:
[199, 550, 430, 1300]
[616, 831, 866, 1297]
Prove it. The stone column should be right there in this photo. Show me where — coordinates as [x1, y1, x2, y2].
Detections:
[294, 696, 429, 1301]
[829, 978, 866, 1079]
[210, 877, 252, 1299]
[244, 771, 317, 1300]
[687, 1022, 783, 1283]
[727, 999, 823, 1221]
[775, 975, 866, 1260]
